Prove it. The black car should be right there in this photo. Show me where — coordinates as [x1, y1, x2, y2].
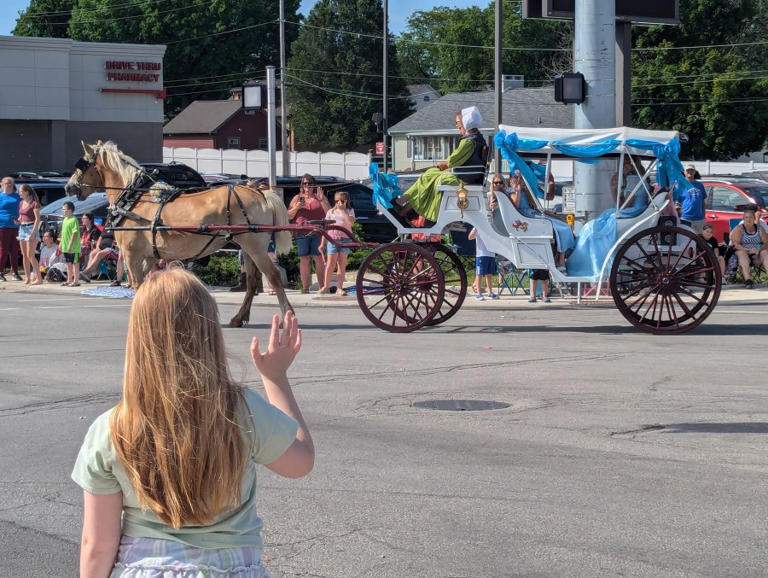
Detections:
[268, 176, 397, 243]
[26, 181, 68, 206]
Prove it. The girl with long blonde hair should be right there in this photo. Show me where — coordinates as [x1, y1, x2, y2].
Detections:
[72, 266, 313, 577]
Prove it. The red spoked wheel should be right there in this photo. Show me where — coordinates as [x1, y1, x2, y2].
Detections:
[421, 243, 467, 326]
[609, 225, 721, 334]
[355, 242, 445, 332]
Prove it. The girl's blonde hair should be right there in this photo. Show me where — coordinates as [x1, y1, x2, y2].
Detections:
[110, 266, 248, 528]
[333, 190, 350, 209]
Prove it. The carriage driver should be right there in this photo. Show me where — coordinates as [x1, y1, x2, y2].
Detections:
[394, 106, 488, 224]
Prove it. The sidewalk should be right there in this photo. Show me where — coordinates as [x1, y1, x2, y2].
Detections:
[1, 275, 764, 309]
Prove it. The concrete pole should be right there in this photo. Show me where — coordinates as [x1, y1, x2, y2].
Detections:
[494, 0, 502, 173]
[267, 66, 277, 187]
[615, 21, 632, 127]
[573, 0, 616, 218]
[279, 0, 289, 176]
[382, 0, 389, 172]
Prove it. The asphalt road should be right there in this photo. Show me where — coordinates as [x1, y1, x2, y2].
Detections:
[1, 289, 767, 577]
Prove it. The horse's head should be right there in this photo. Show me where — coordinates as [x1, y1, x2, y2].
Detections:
[65, 141, 105, 201]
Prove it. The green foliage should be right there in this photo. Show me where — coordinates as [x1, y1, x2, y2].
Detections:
[632, 0, 768, 159]
[189, 255, 240, 287]
[286, 0, 411, 149]
[396, 3, 571, 94]
[14, 0, 301, 118]
[13, 0, 75, 38]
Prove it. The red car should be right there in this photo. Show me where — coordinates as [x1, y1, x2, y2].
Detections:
[703, 177, 768, 243]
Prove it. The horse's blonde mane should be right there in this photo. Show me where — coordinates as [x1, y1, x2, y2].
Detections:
[95, 141, 143, 186]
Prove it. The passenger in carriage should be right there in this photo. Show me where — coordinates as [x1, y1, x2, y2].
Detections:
[393, 106, 488, 223]
[505, 170, 574, 272]
[610, 156, 649, 218]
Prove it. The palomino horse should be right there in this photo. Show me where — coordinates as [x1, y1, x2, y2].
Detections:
[65, 141, 293, 327]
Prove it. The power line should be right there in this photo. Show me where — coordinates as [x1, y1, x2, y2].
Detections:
[164, 19, 277, 45]
[19, 0, 175, 18]
[23, 0, 220, 27]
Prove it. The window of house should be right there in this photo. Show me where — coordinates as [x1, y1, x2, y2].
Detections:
[413, 136, 444, 161]
[227, 136, 241, 149]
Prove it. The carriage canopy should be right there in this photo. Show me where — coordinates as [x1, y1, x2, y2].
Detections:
[493, 125, 687, 192]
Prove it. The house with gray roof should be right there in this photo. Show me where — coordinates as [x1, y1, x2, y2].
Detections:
[388, 87, 573, 172]
[405, 84, 441, 113]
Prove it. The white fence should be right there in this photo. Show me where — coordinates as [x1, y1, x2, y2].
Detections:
[163, 147, 370, 180]
[164, 146, 768, 182]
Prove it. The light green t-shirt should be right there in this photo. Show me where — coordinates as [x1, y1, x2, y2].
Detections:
[71, 388, 298, 549]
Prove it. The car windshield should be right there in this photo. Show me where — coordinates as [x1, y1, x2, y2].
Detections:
[40, 193, 109, 216]
[741, 184, 768, 207]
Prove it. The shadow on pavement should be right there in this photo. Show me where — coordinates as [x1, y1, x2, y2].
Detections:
[663, 422, 768, 434]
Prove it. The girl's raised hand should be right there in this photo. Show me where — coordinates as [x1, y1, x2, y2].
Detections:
[250, 311, 302, 382]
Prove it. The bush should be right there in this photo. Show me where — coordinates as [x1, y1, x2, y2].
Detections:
[189, 254, 240, 287]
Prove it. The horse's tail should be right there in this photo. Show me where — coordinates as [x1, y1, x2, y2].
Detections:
[264, 190, 293, 255]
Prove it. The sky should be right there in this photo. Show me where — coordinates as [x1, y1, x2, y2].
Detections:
[1, 1, 486, 37]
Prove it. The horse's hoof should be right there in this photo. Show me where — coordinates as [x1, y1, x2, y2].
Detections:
[228, 318, 243, 328]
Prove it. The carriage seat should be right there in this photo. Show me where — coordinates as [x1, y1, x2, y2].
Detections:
[494, 189, 553, 240]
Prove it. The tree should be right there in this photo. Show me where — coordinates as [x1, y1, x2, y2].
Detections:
[286, 0, 411, 150]
[13, 0, 76, 38]
[632, 0, 768, 159]
[13, 0, 302, 118]
[396, 3, 571, 94]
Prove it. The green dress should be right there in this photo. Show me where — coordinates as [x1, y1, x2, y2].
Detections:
[403, 138, 475, 221]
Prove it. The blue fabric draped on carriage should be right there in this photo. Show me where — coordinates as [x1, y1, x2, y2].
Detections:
[493, 126, 688, 278]
[369, 162, 400, 210]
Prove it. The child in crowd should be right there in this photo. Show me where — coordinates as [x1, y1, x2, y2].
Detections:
[468, 227, 497, 300]
[529, 269, 551, 303]
[320, 190, 355, 296]
[59, 201, 81, 287]
[700, 223, 726, 281]
[71, 266, 313, 577]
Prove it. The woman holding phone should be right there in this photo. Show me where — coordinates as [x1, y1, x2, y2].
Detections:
[287, 174, 330, 293]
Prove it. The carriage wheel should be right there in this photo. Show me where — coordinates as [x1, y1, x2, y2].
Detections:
[355, 242, 445, 332]
[610, 225, 721, 334]
[421, 243, 467, 326]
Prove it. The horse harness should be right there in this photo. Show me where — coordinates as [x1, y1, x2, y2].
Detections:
[105, 180, 256, 259]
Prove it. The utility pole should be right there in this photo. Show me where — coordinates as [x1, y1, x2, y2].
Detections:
[382, 0, 389, 172]
[279, 0, 289, 176]
[494, 0, 502, 173]
[267, 66, 277, 187]
[573, 0, 616, 218]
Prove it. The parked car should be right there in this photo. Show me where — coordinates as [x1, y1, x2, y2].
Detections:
[702, 176, 768, 243]
[28, 181, 67, 206]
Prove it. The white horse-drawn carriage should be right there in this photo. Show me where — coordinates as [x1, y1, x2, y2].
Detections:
[354, 125, 721, 334]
